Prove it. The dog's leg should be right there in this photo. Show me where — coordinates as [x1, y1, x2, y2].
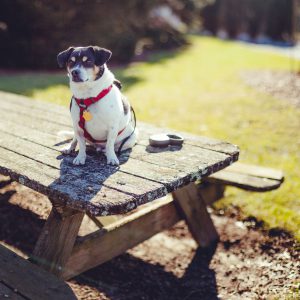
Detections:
[61, 136, 77, 154]
[106, 126, 119, 166]
[115, 128, 138, 152]
[73, 132, 86, 165]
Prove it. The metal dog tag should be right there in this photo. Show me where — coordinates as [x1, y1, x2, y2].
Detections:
[83, 110, 93, 121]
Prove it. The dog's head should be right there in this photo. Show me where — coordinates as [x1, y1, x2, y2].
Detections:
[57, 46, 112, 82]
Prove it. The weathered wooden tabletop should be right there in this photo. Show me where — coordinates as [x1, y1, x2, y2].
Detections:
[0, 91, 239, 216]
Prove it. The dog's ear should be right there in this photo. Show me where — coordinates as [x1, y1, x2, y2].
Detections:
[89, 46, 112, 66]
[57, 47, 74, 68]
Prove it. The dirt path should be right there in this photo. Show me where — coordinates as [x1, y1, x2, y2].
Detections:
[241, 70, 300, 108]
[0, 177, 299, 300]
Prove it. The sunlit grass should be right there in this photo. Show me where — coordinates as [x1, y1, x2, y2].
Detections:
[0, 72, 69, 104]
[0, 36, 299, 240]
[31, 85, 71, 106]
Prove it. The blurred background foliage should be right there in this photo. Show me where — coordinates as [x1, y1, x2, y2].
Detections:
[0, 0, 210, 68]
[0, 0, 296, 69]
[202, 0, 294, 42]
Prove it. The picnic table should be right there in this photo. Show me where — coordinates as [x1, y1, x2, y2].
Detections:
[0, 244, 76, 300]
[0, 91, 239, 280]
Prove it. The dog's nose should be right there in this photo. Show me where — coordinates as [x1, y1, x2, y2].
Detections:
[71, 70, 79, 77]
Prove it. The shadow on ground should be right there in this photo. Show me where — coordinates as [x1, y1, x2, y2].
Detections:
[0, 179, 45, 254]
[0, 176, 299, 299]
[0, 176, 219, 300]
[72, 246, 218, 300]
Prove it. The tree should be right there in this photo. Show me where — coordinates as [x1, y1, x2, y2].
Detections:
[0, 0, 212, 69]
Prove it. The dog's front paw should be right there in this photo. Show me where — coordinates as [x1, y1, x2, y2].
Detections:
[73, 154, 86, 165]
[107, 153, 119, 166]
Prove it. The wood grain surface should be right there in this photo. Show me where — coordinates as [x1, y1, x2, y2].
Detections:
[0, 244, 76, 299]
[0, 91, 239, 215]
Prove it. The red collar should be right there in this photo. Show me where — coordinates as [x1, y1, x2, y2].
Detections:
[74, 84, 113, 108]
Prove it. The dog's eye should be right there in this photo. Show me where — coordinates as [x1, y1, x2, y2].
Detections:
[68, 58, 75, 65]
[84, 59, 93, 66]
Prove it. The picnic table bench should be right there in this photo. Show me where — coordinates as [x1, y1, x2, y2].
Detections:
[0, 244, 76, 300]
[0, 91, 241, 280]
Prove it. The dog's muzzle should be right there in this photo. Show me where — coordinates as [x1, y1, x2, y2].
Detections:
[71, 69, 83, 82]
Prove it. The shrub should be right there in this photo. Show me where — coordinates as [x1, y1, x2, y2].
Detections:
[0, 0, 208, 69]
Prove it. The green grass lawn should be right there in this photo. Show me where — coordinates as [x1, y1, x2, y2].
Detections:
[0, 36, 299, 241]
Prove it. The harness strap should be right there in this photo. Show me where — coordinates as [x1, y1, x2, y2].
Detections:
[77, 104, 126, 143]
[74, 84, 125, 143]
[74, 84, 112, 107]
[117, 106, 137, 155]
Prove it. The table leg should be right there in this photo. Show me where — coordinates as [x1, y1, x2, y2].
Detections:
[30, 205, 84, 278]
[172, 182, 219, 247]
[62, 196, 180, 279]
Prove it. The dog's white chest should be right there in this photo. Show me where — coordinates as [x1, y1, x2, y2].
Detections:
[84, 104, 110, 140]
[70, 87, 125, 142]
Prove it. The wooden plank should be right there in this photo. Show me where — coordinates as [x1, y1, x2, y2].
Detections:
[0, 125, 237, 215]
[62, 197, 181, 279]
[0, 91, 70, 118]
[131, 144, 236, 181]
[0, 131, 169, 212]
[0, 92, 239, 181]
[0, 118, 238, 194]
[0, 112, 238, 170]
[205, 169, 282, 192]
[0, 110, 71, 136]
[0, 115, 195, 185]
[0, 92, 239, 215]
[0, 146, 131, 204]
[138, 122, 239, 157]
[0, 92, 239, 157]
[0, 146, 167, 216]
[222, 162, 284, 182]
[0, 244, 76, 300]
[32, 207, 84, 278]
[0, 143, 235, 216]
[0, 282, 25, 300]
[172, 183, 219, 247]
[0, 100, 71, 128]
[0, 94, 71, 124]
[0, 115, 239, 201]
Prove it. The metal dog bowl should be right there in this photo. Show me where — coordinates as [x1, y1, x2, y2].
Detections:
[167, 134, 184, 146]
[149, 133, 184, 147]
[149, 134, 170, 147]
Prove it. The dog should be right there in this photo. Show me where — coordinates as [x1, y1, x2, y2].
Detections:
[57, 46, 137, 166]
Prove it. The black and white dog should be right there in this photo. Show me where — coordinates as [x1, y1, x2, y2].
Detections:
[57, 46, 137, 166]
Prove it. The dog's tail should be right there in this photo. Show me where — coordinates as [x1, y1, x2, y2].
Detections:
[57, 130, 74, 139]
